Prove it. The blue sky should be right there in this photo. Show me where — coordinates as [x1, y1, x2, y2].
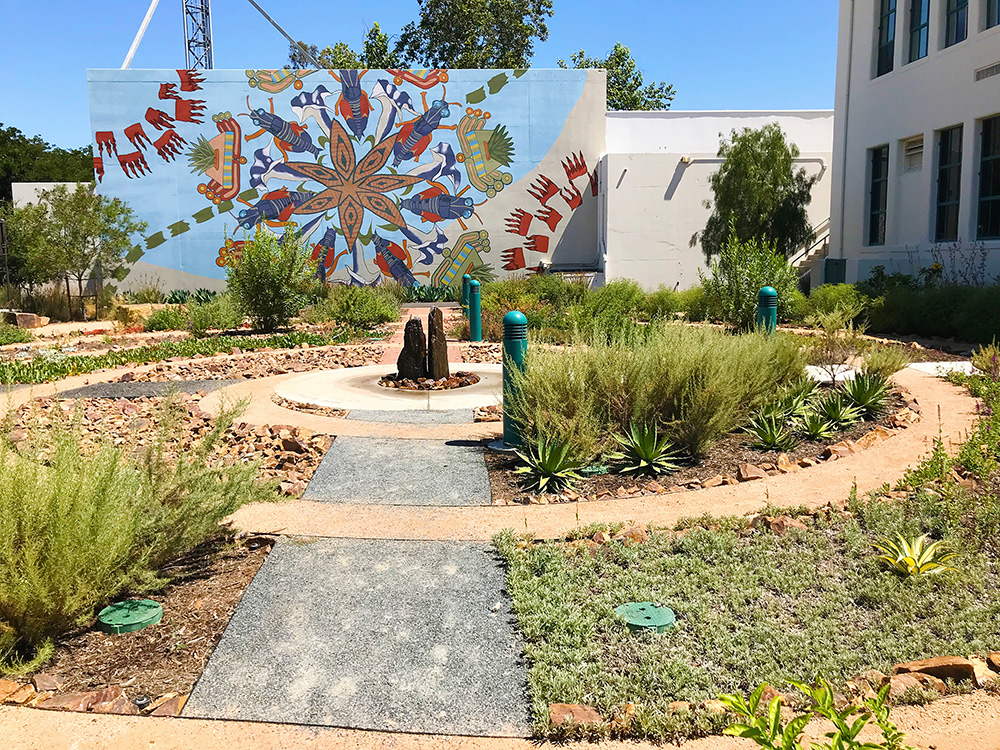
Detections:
[0, 0, 839, 149]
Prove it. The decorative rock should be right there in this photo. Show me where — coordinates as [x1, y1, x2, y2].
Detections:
[883, 672, 946, 699]
[702, 475, 724, 488]
[703, 699, 729, 713]
[31, 674, 63, 692]
[989, 651, 1000, 671]
[761, 515, 808, 535]
[823, 441, 856, 459]
[396, 318, 428, 380]
[644, 480, 665, 493]
[7, 684, 35, 704]
[426, 307, 450, 381]
[669, 701, 692, 713]
[893, 655, 977, 683]
[150, 694, 186, 716]
[38, 691, 99, 712]
[0, 679, 21, 701]
[89, 685, 125, 713]
[776, 454, 799, 473]
[3, 311, 43, 329]
[614, 524, 649, 545]
[737, 463, 768, 481]
[970, 657, 998, 687]
[592, 531, 611, 544]
[759, 685, 787, 706]
[550, 703, 601, 726]
[799, 457, 818, 467]
[97, 694, 140, 715]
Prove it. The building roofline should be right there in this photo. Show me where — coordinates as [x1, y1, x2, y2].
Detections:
[607, 109, 835, 118]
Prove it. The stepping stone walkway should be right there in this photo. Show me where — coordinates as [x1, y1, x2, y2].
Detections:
[58, 379, 240, 399]
[185, 537, 529, 737]
[303, 436, 491, 506]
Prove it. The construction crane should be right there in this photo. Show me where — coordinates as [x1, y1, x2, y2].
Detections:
[120, 0, 319, 71]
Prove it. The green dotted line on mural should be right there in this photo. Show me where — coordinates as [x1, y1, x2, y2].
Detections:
[465, 69, 527, 105]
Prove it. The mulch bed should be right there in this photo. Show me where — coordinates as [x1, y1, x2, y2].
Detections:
[487, 389, 912, 505]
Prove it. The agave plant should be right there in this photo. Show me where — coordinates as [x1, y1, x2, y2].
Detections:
[609, 422, 681, 476]
[874, 533, 958, 577]
[842, 373, 891, 420]
[744, 414, 799, 452]
[814, 392, 864, 429]
[514, 437, 586, 493]
[796, 412, 837, 441]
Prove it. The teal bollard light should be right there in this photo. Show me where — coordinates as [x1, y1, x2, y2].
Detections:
[502, 310, 528, 448]
[461, 274, 472, 318]
[756, 286, 778, 334]
[469, 279, 482, 342]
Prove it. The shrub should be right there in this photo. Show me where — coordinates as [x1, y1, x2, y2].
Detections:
[972, 342, 1000, 380]
[226, 228, 313, 332]
[813, 392, 863, 429]
[797, 412, 836, 441]
[842, 373, 891, 419]
[675, 285, 710, 321]
[643, 286, 679, 319]
[129, 279, 166, 304]
[744, 414, 799, 451]
[306, 285, 400, 328]
[808, 283, 867, 317]
[526, 274, 589, 309]
[188, 293, 241, 337]
[865, 283, 1000, 344]
[0, 399, 275, 670]
[514, 437, 587, 493]
[143, 305, 189, 332]
[863, 346, 910, 379]
[699, 224, 799, 330]
[508, 323, 806, 457]
[807, 301, 868, 382]
[23, 285, 69, 323]
[0, 324, 32, 346]
[608, 422, 681, 476]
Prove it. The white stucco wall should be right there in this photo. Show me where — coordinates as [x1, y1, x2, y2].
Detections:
[602, 111, 834, 289]
[829, 0, 1000, 282]
[11, 182, 81, 207]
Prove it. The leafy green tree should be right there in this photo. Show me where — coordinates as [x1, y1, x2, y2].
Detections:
[289, 23, 403, 69]
[226, 228, 313, 332]
[396, 0, 552, 68]
[41, 184, 147, 319]
[558, 43, 674, 111]
[0, 201, 52, 290]
[694, 122, 819, 260]
[0, 124, 93, 203]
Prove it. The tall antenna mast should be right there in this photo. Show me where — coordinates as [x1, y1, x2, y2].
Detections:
[183, 0, 214, 69]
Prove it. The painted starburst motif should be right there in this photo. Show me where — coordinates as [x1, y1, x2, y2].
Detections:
[287, 119, 421, 250]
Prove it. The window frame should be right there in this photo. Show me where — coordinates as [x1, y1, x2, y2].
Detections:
[868, 145, 890, 246]
[876, 0, 897, 77]
[909, 0, 929, 61]
[988, 0, 1000, 30]
[935, 126, 963, 243]
[978, 116, 1000, 241]
[945, 0, 969, 47]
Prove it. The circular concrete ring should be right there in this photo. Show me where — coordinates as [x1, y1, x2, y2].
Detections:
[273, 364, 503, 412]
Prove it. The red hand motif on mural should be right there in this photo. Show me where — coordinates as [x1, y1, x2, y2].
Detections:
[562, 151, 588, 182]
[124, 123, 151, 150]
[505, 208, 532, 236]
[527, 175, 558, 206]
[153, 130, 186, 162]
[560, 183, 583, 210]
[158, 83, 180, 100]
[145, 108, 174, 130]
[501, 247, 526, 271]
[118, 151, 150, 178]
[174, 99, 206, 123]
[177, 69, 205, 92]
[95, 131, 117, 157]
[589, 166, 599, 196]
[93, 157, 104, 183]
[534, 205, 562, 232]
[524, 235, 550, 254]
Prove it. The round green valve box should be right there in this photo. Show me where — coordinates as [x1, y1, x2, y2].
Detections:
[615, 601, 676, 633]
[97, 599, 163, 634]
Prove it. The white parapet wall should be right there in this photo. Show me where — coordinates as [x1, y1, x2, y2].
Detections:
[603, 111, 834, 290]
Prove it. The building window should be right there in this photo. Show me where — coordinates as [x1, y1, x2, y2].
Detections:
[877, 0, 897, 76]
[904, 135, 924, 171]
[936, 126, 963, 242]
[945, 0, 968, 46]
[909, 0, 929, 61]
[979, 116, 1000, 240]
[869, 146, 890, 246]
[989, 0, 1000, 29]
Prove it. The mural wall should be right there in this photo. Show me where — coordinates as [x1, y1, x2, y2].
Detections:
[86, 68, 606, 290]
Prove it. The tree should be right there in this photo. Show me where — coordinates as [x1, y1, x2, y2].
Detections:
[558, 43, 674, 111]
[694, 123, 819, 260]
[41, 184, 147, 319]
[396, 0, 553, 68]
[0, 124, 93, 203]
[289, 23, 403, 69]
[0, 200, 52, 291]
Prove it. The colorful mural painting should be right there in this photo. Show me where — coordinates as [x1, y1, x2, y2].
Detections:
[87, 68, 606, 289]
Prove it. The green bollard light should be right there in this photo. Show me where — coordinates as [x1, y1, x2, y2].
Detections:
[502, 310, 528, 448]
[461, 274, 471, 318]
[469, 279, 482, 342]
[756, 286, 778, 334]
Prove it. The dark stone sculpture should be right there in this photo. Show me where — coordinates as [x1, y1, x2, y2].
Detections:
[426, 307, 450, 381]
[396, 317, 427, 380]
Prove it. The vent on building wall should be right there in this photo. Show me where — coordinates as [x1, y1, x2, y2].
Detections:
[903, 136, 924, 172]
[976, 62, 1000, 82]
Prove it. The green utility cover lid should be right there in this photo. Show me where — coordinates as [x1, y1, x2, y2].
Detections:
[581, 464, 610, 476]
[97, 599, 163, 634]
[615, 602, 676, 633]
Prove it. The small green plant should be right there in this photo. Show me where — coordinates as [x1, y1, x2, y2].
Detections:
[874, 533, 958, 577]
[842, 373, 891, 420]
[226, 228, 313, 332]
[144, 305, 189, 332]
[129, 280, 166, 304]
[797, 412, 837, 441]
[720, 680, 914, 750]
[814, 392, 864, 429]
[306, 285, 400, 328]
[0, 323, 33, 346]
[608, 422, 681, 476]
[514, 438, 586, 494]
[744, 414, 799, 451]
[972, 342, 1000, 381]
[808, 301, 868, 382]
[188, 293, 241, 337]
[863, 346, 910, 380]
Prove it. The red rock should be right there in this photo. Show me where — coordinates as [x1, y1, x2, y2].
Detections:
[89, 685, 125, 712]
[150, 694, 186, 716]
[38, 692, 99, 712]
[94, 695, 139, 715]
[893, 656, 977, 683]
[550, 703, 601, 726]
[883, 672, 946, 699]
[615, 486, 629, 498]
[970, 657, 998, 687]
[703, 699, 729, 713]
[614, 523, 649, 545]
[823, 441, 856, 459]
[765, 515, 808, 535]
[669, 700, 692, 712]
[27, 691, 54, 706]
[701, 475, 724, 488]
[623, 485, 641, 496]
[7, 684, 35, 704]
[592, 531, 611, 544]
[0, 679, 21, 701]
[989, 651, 1000, 672]
[31, 673, 63, 692]
[722, 475, 739, 485]
[759, 684, 787, 706]
[799, 457, 818, 467]
[644, 480, 665, 493]
[737, 463, 768, 481]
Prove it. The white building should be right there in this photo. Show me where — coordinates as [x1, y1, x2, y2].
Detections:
[601, 111, 834, 290]
[829, 0, 1000, 283]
